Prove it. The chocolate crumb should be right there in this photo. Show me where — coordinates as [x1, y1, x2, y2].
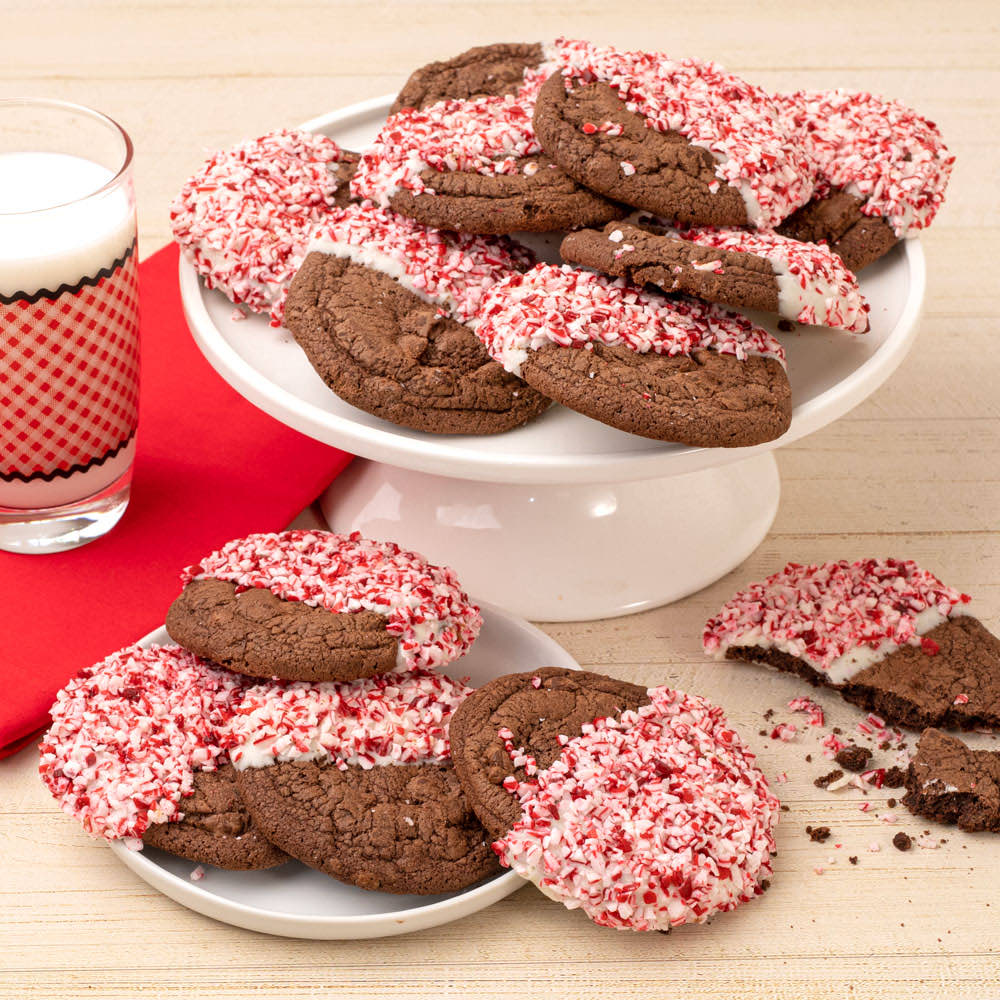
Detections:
[835, 745, 872, 772]
[832, 727, 842, 735]
[892, 832, 912, 851]
[758, 729, 768, 737]
[805, 754, 812, 762]
[814, 769, 844, 789]
[848, 856, 858, 865]
[884, 766, 906, 788]
[806, 825, 831, 843]
[763, 709, 775, 720]
[887, 797, 897, 808]
[780, 805, 790, 812]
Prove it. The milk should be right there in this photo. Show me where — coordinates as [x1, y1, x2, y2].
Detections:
[0, 152, 139, 510]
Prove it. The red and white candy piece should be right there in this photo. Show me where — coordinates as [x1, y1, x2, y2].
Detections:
[183, 530, 482, 672]
[307, 203, 534, 325]
[703, 558, 972, 684]
[170, 129, 348, 326]
[474, 263, 785, 378]
[38, 644, 245, 841]
[548, 38, 814, 230]
[225, 668, 471, 770]
[663, 224, 870, 333]
[494, 686, 779, 932]
[777, 89, 954, 238]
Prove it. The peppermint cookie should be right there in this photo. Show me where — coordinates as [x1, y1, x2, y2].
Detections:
[474, 263, 792, 447]
[351, 45, 623, 234]
[775, 89, 953, 269]
[283, 204, 550, 435]
[903, 729, 1000, 833]
[533, 39, 813, 230]
[704, 559, 1000, 730]
[170, 129, 358, 325]
[167, 530, 482, 682]
[230, 669, 501, 894]
[449, 668, 779, 931]
[38, 644, 284, 869]
[561, 220, 870, 333]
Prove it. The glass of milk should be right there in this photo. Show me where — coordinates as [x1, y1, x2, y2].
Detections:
[0, 99, 139, 553]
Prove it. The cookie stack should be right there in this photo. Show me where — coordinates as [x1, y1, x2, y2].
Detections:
[40, 528, 782, 931]
[172, 38, 952, 449]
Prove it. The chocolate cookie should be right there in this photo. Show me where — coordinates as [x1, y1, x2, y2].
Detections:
[449, 667, 649, 838]
[903, 729, 1000, 833]
[705, 559, 1000, 730]
[236, 759, 499, 894]
[474, 263, 792, 447]
[391, 42, 546, 113]
[450, 667, 779, 932]
[351, 46, 623, 234]
[561, 220, 869, 333]
[777, 191, 899, 273]
[532, 41, 813, 229]
[284, 205, 549, 434]
[143, 765, 286, 870]
[170, 129, 358, 325]
[169, 530, 482, 682]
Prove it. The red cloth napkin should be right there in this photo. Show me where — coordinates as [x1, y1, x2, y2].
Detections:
[0, 243, 352, 757]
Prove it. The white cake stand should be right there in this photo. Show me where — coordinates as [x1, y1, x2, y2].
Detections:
[181, 96, 925, 622]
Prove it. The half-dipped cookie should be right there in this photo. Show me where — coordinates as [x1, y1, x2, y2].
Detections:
[449, 667, 779, 931]
[167, 530, 482, 683]
[229, 669, 500, 894]
[38, 644, 285, 869]
[474, 263, 792, 447]
[170, 129, 358, 325]
[704, 559, 1000, 730]
[561, 220, 869, 333]
[283, 204, 549, 435]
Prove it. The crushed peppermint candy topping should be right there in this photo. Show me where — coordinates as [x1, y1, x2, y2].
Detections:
[788, 696, 825, 727]
[494, 686, 779, 932]
[550, 38, 814, 228]
[170, 129, 347, 326]
[704, 558, 971, 683]
[225, 668, 470, 770]
[474, 263, 785, 378]
[666, 225, 870, 333]
[183, 530, 482, 671]
[306, 203, 533, 325]
[39, 645, 246, 841]
[777, 89, 954, 238]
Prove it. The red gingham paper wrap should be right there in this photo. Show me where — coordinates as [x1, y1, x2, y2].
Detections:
[0, 242, 141, 484]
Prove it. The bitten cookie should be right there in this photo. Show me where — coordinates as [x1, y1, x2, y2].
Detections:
[903, 729, 1000, 833]
[775, 89, 954, 270]
[351, 44, 623, 234]
[230, 669, 500, 894]
[704, 559, 1000, 730]
[167, 530, 482, 683]
[474, 263, 792, 447]
[170, 129, 358, 325]
[283, 203, 550, 435]
[533, 39, 813, 230]
[449, 667, 779, 932]
[38, 644, 284, 870]
[561, 220, 869, 333]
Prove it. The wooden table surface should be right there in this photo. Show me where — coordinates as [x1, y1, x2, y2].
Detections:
[2, 2, 999, 996]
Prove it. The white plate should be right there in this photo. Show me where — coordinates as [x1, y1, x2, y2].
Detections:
[182, 94, 925, 486]
[110, 600, 579, 939]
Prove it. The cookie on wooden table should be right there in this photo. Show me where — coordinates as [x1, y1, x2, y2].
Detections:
[449, 667, 780, 931]
[704, 559, 1000, 730]
[532, 39, 813, 230]
[474, 263, 792, 447]
[775, 89, 954, 271]
[283, 203, 550, 435]
[903, 728, 1000, 833]
[170, 129, 358, 325]
[561, 220, 870, 333]
[230, 669, 500, 894]
[351, 44, 623, 234]
[166, 530, 482, 683]
[38, 644, 285, 870]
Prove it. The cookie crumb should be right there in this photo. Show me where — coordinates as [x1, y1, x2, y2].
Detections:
[848, 856, 858, 865]
[806, 825, 831, 843]
[835, 745, 872, 772]
[884, 766, 906, 788]
[814, 769, 844, 789]
[892, 832, 913, 851]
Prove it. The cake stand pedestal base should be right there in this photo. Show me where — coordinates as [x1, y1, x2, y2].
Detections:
[319, 452, 779, 622]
